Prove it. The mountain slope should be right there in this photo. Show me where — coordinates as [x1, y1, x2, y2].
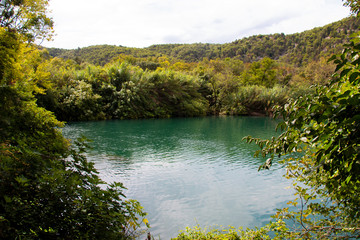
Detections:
[47, 17, 360, 66]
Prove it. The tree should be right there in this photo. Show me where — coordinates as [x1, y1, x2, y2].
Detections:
[0, 0, 54, 43]
[242, 58, 278, 87]
[0, 83, 148, 239]
[344, 0, 360, 16]
[240, 2, 360, 238]
[0, 27, 19, 83]
[0, 1, 149, 239]
[244, 26, 360, 240]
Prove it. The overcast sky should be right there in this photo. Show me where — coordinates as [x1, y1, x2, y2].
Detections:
[42, 0, 351, 49]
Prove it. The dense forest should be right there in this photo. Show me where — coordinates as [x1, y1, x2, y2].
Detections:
[48, 17, 360, 65]
[37, 17, 360, 122]
[1, 0, 360, 238]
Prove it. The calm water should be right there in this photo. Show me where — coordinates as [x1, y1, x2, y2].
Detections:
[62, 116, 294, 239]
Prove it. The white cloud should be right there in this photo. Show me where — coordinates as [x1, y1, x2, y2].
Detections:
[43, 0, 350, 49]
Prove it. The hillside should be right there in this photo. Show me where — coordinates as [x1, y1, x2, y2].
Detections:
[46, 45, 159, 66]
[47, 17, 360, 66]
[221, 16, 360, 65]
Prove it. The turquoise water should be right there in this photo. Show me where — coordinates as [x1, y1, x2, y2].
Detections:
[62, 116, 294, 239]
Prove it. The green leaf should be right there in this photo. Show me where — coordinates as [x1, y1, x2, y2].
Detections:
[340, 68, 351, 78]
[349, 72, 360, 83]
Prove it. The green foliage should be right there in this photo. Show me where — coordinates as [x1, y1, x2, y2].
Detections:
[37, 59, 208, 121]
[173, 20, 360, 240]
[0, 16, 148, 240]
[47, 17, 360, 66]
[344, 0, 360, 16]
[174, 4, 360, 238]
[288, 57, 336, 87]
[47, 45, 159, 66]
[40, 16, 358, 121]
[3, 1, 357, 239]
[243, 34, 360, 239]
[0, 130, 148, 239]
[221, 85, 290, 116]
[173, 225, 271, 240]
[222, 17, 360, 66]
[146, 17, 360, 65]
[0, 27, 20, 84]
[242, 58, 278, 87]
[38, 49, 333, 121]
[0, 0, 54, 43]
[60, 79, 103, 121]
[6, 0, 360, 239]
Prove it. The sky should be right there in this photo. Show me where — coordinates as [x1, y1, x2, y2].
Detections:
[42, 0, 351, 49]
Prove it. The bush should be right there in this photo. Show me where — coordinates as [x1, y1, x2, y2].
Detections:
[219, 85, 289, 115]
[0, 34, 149, 239]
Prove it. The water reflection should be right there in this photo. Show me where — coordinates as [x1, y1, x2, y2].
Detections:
[63, 116, 293, 239]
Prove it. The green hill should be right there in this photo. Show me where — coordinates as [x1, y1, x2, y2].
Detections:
[47, 17, 360, 66]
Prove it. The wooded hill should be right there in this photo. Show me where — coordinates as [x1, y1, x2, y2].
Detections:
[48, 17, 360, 66]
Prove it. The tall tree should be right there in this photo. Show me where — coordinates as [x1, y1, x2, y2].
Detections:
[243, 2, 360, 238]
[0, 1, 148, 239]
[0, 0, 53, 43]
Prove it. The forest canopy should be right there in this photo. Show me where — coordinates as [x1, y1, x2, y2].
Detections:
[47, 17, 360, 66]
[35, 16, 359, 122]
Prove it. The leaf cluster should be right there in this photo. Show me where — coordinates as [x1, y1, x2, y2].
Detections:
[243, 33, 360, 239]
[0, 0, 54, 43]
[0, 20, 149, 240]
[172, 225, 271, 240]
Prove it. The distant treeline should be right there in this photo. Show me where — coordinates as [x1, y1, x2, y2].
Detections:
[47, 17, 360, 66]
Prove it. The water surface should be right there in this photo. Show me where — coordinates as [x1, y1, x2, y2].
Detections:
[63, 116, 293, 239]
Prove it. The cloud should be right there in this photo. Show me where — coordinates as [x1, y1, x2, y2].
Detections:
[44, 0, 350, 49]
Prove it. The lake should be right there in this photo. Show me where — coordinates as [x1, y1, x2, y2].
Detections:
[62, 116, 294, 239]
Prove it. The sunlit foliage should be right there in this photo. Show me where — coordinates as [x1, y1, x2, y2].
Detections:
[0, 1, 149, 239]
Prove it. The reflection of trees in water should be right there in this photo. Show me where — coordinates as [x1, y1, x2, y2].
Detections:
[64, 116, 280, 170]
[64, 116, 293, 239]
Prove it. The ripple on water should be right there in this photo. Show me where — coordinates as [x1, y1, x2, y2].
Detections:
[63, 117, 293, 239]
